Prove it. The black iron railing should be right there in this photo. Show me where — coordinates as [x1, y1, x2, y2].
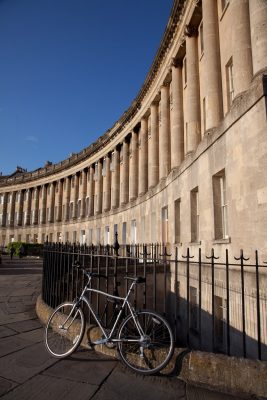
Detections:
[42, 242, 267, 361]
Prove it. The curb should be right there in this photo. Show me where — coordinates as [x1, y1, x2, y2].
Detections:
[36, 295, 267, 398]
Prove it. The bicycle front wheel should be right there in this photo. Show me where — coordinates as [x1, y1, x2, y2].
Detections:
[118, 310, 174, 375]
[45, 302, 85, 358]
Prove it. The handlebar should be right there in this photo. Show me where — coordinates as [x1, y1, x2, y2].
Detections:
[72, 261, 145, 284]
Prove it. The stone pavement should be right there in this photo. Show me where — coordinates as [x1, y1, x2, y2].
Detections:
[0, 256, 248, 400]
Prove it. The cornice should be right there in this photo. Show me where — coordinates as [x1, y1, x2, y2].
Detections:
[0, 0, 187, 189]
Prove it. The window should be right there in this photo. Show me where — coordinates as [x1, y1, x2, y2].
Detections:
[104, 226, 110, 245]
[122, 222, 127, 245]
[71, 177, 75, 188]
[161, 206, 169, 244]
[174, 198, 181, 243]
[26, 234, 31, 243]
[33, 234, 38, 244]
[226, 57, 234, 109]
[213, 170, 228, 240]
[199, 21, 204, 55]
[69, 202, 74, 219]
[131, 220, 137, 244]
[80, 230, 86, 244]
[191, 187, 199, 242]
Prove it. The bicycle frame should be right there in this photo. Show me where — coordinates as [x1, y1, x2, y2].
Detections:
[71, 275, 145, 345]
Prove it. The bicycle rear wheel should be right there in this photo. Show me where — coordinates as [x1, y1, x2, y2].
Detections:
[118, 310, 174, 375]
[45, 302, 85, 358]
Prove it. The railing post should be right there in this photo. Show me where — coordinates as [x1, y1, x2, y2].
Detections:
[206, 248, 219, 353]
[255, 250, 262, 360]
[198, 248, 202, 350]
[182, 248, 194, 347]
[225, 249, 230, 356]
[234, 249, 249, 358]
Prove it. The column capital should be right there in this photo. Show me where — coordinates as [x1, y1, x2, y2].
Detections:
[184, 24, 198, 38]
[170, 57, 183, 69]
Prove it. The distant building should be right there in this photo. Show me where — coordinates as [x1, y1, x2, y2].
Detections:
[0, 0, 267, 260]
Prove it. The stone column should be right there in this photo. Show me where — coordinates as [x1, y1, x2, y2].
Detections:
[232, 0, 253, 95]
[120, 139, 129, 205]
[103, 156, 111, 212]
[9, 191, 16, 227]
[202, 0, 223, 130]
[56, 180, 63, 222]
[41, 185, 47, 224]
[33, 187, 40, 225]
[95, 161, 103, 215]
[185, 26, 201, 154]
[26, 189, 32, 226]
[88, 166, 95, 216]
[72, 174, 79, 219]
[148, 102, 159, 188]
[63, 177, 71, 221]
[1, 193, 8, 227]
[48, 183, 55, 223]
[111, 148, 120, 209]
[170, 62, 184, 169]
[80, 169, 88, 218]
[129, 131, 138, 200]
[249, 0, 267, 76]
[138, 117, 148, 195]
[18, 190, 24, 226]
[159, 85, 171, 179]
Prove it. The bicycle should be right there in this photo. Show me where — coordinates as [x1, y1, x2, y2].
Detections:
[44, 262, 174, 375]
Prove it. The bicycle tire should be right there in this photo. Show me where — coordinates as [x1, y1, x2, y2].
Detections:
[45, 302, 85, 358]
[118, 310, 174, 375]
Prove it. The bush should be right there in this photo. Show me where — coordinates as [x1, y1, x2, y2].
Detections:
[7, 242, 43, 257]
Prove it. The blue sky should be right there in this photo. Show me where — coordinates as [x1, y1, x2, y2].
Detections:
[0, 0, 173, 176]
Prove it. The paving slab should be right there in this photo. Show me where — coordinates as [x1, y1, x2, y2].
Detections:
[44, 349, 118, 385]
[0, 325, 17, 339]
[186, 385, 245, 400]
[0, 335, 33, 357]
[0, 342, 58, 383]
[0, 377, 17, 397]
[18, 327, 44, 344]
[92, 364, 186, 400]
[6, 318, 41, 333]
[0, 374, 97, 400]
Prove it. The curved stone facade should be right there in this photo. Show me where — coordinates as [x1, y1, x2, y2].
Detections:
[1, 0, 267, 259]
